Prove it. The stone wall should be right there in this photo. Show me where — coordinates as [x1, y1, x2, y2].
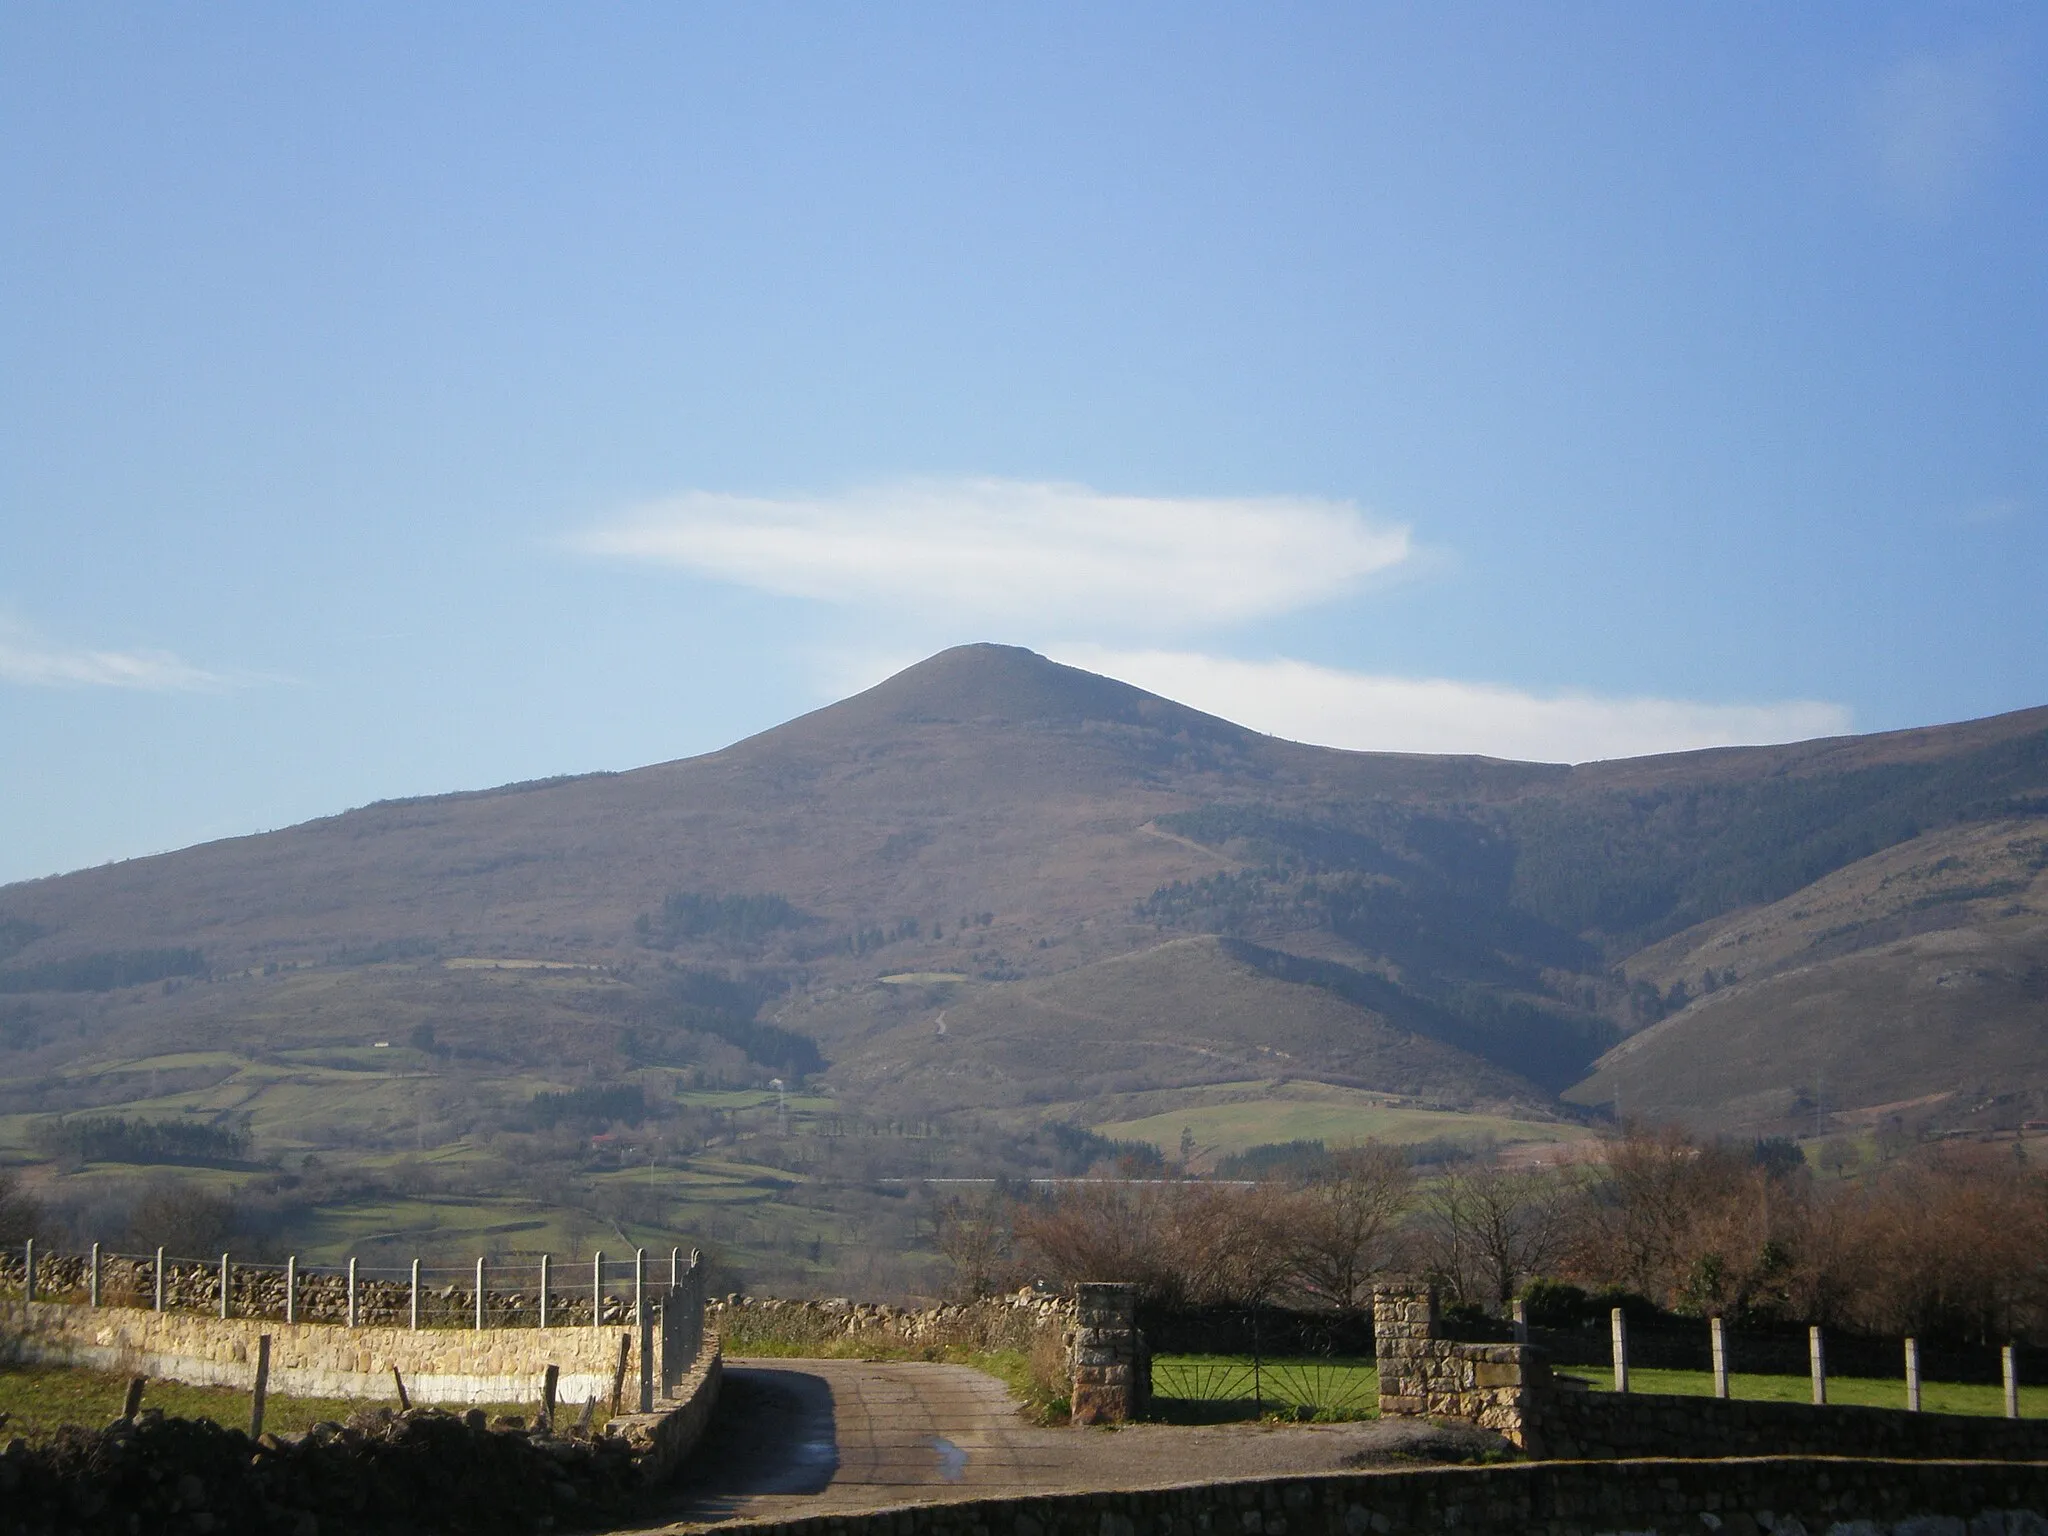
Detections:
[1371, 1284, 2048, 1464]
[711, 1289, 1072, 1355]
[1070, 1282, 1149, 1425]
[5, 1298, 638, 1406]
[1542, 1388, 2048, 1463]
[690, 1458, 2048, 1536]
[0, 1345, 725, 1536]
[3, 1249, 656, 1327]
[606, 1345, 724, 1482]
[1373, 1286, 1546, 1447]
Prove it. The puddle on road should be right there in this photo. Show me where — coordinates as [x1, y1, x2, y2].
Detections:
[930, 1436, 969, 1482]
[794, 1439, 837, 1470]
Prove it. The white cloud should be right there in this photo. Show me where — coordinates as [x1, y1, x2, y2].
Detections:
[576, 477, 1411, 632]
[1048, 647, 1853, 764]
[1866, 47, 2006, 216]
[0, 619, 230, 693]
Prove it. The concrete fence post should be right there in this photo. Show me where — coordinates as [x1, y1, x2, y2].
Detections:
[250, 1334, 272, 1438]
[475, 1257, 486, 1331]
[671, 1247, 680, 1290]
[22, 1238, 33, 1304]
[539, 1254, 551, 1330]
[219, 1252, 231, 1320]
[1905, 1337, 1921, 1412]
[592, 1250, 603, 1330]
[1810, 1325, 1827, 1405]
[636, 1248, 653, 1413]
[1611, 1308, 1629, 1393]
[90, 1242, 101, 1308]
[688, 1248, 703, 1364]
[347, 1258, 358, 1328]
[1512, 1298, 1528, 1345]
[285, 1255, 297, 1325]
[154, 1247, 166, 1312]
[409, 1258, 420, 1331]
[1711, 1316, 1729, 1399]
[2007, 1345, 2021, 1420]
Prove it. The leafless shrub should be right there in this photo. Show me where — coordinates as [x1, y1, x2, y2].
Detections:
[1011, 1180, 1296, 1306]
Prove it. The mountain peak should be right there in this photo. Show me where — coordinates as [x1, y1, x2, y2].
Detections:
[799, 643, 1247, 737]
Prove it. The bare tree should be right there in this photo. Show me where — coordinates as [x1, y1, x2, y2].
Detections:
[1418, 1160, 1573, 1312]
[126, 1178, 237, 1256]
[932, 1187, 1016, 1299]
[1284, 1143, 1413, 1312]
[1180, 1183, 1297, 1307]
[0, 1170, 41, 1245]
[1014, 1181, 1187, 1300]
[1014, 1180, 1297, 1306]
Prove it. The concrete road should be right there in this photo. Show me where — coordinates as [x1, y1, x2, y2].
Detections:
[632, 1358, 1504, 1530]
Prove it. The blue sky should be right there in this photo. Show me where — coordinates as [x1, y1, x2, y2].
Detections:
[3, 3, 2044, 886]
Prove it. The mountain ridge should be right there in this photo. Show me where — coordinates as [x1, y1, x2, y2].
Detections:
[2, 642, 2044, 1151]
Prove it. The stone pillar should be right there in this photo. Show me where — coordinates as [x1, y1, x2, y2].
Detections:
[1372, 1285, 1439, 1416]
[1371, 1283, 1551, 1453]
[1069, 1282, 1147, 1425]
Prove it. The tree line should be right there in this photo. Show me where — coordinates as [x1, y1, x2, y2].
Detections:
[937, 1128, 2048, 1346]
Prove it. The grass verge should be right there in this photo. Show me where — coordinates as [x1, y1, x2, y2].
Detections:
[0, 1361, 569, 1447]
[1571, 1365, 2047, 1418]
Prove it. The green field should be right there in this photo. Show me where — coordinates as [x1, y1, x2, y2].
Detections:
[1149, 1354, 1379, 1421]
[1575, 1366, 2048, 1418]
[1150, 1357, 2045, 1425]
[1091, 1080, 1590, 1161]
[0, 1362, 563, 1446]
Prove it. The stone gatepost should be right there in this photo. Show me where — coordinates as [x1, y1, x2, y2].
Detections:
[1069, 1282, 1148, 1425]
[1372, 1283, 1550, 1452]
[1372, 1284, 1439, 1416]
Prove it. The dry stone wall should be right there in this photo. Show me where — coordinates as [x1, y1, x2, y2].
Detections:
[1373, 1286, 1546, 1446]
[709, 1289, 1072, 1355]
[692, 1458, 2048, 1536]
[4, 1251, 646, 1327]
[1541, 1387, 2048, 1463]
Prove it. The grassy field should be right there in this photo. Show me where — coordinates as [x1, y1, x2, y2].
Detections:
[1150, 1354, 1379, 1421]
[1574, 1366, 2048, 1418]
[0, 1362, 560, 1446]
[1151, 1356, 2046, 1424]
[1091, 1080, 1590, 1162]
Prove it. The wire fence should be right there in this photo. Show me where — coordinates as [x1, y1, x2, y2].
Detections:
[1, 1238, 704, 1336]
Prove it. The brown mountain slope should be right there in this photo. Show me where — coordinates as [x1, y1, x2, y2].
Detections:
[0, 644, 1551, 973]
[815, 935, 1546, 1116]
[1, 643, 2045, 1141]
[1564, 820, 2048, 1131]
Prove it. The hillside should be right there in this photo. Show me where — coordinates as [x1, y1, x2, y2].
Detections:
[2, 644, 2046, 1282]
[1566, 818, 2048, 1130]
